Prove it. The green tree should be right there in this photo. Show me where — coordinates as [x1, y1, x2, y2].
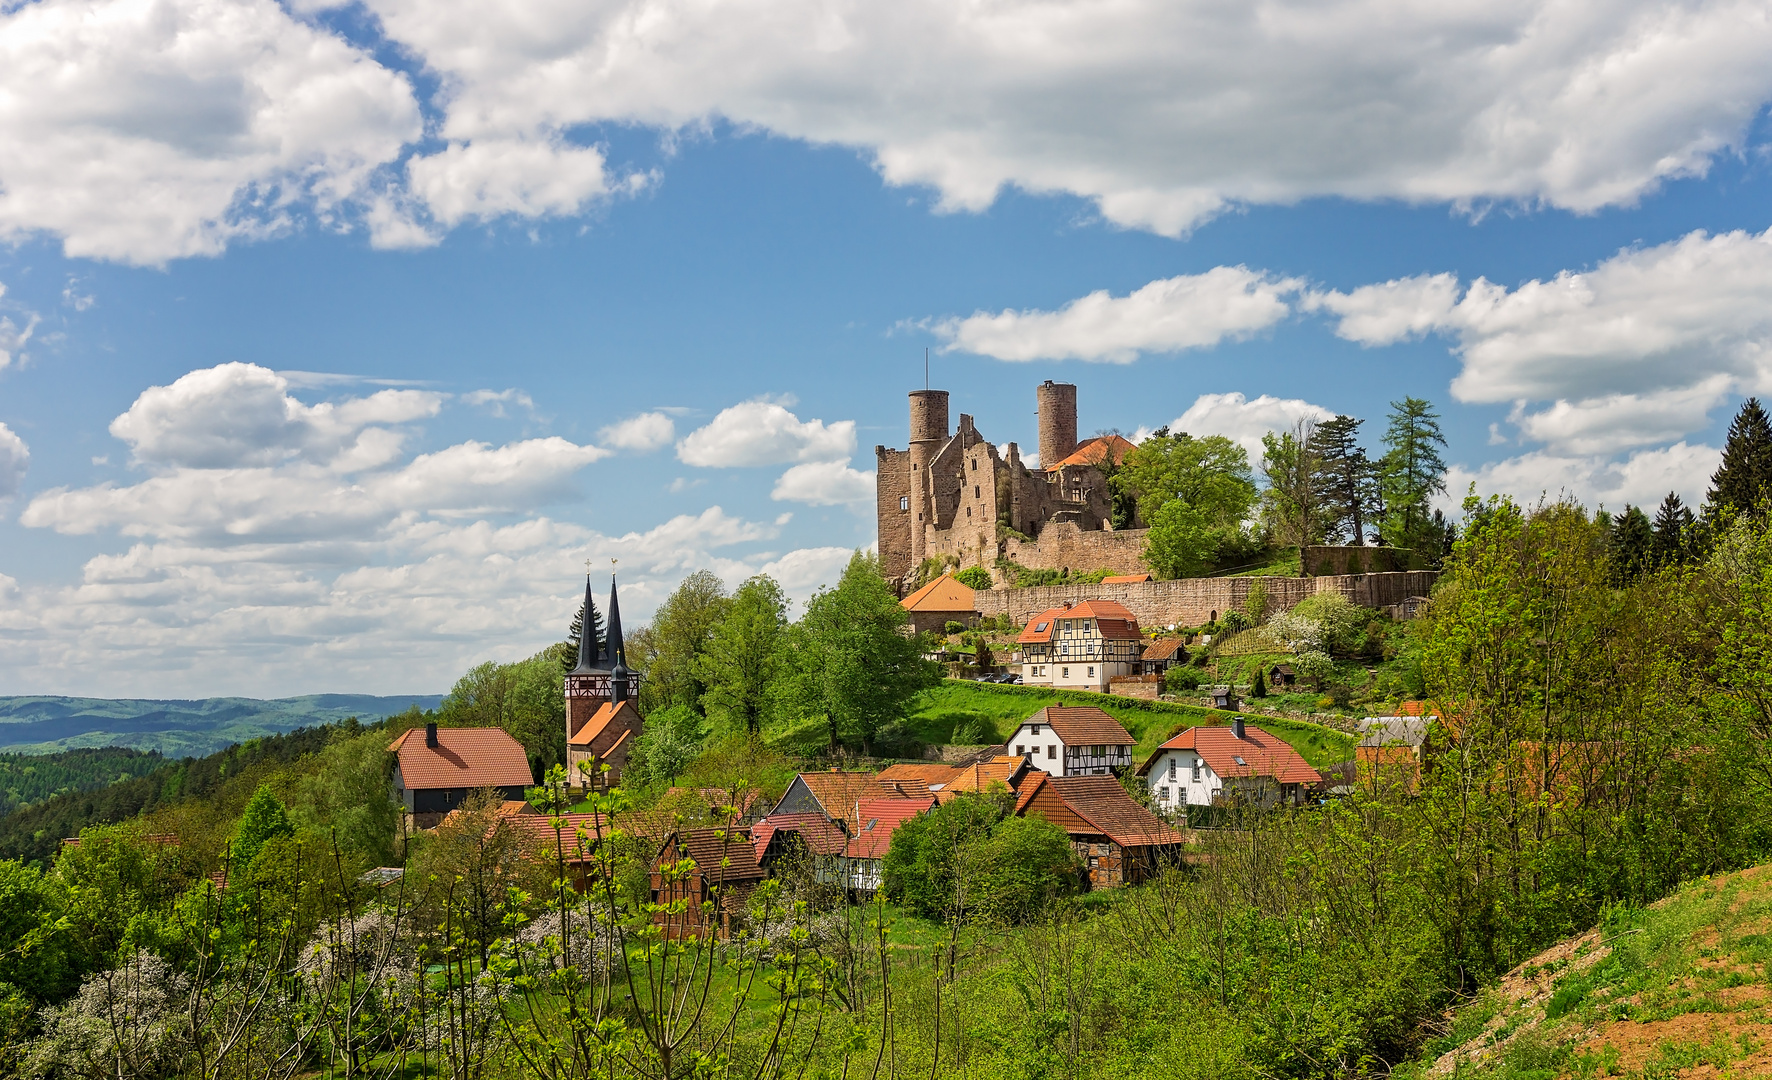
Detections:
[974, 814, 1076, 922]
[1609, 504, 1654, 584]
[786, 551, 942, 752]
[1143, 500, 1215, 579]
[1378, 398, 1448, 555]
[1116, 429, 1258, 529]
[1309, 415, 1380, 545]
[1706, 397, 1772, 518]
[0, 860, 72, 1000]
[559, 591, 604, 675]
[695, 575, 789, 736]
[231, 785, 293, 871]
[953, 566, 994, 590]
[641, 570, 731, 714]
[439, 651, 565, 774]
[1651, 491, 1695, 567]
[625, 704, 707, 786]
[1260, 421, 1323, 549]
[1251, 667, 1267, 698]
[881, 794, 1002, 921]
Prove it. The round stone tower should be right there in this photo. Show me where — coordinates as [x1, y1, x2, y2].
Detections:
[1037, 380, 1078, 467]
[907, 390, 950, 563]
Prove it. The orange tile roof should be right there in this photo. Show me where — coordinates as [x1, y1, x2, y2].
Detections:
[1048, 775, 1187, 848]
[752, 812, 849, 861]
[900, 574, 978, 613]
[1016, 706, 1135, 746]
[1044, 434, 1137, 472]
[660, 828, 765, 884]
[786, 770, 886, 826]
[1017, 600, 1140, 642]
[1138, 724, 1320, 786]
[1100, 573, 1151, 584]
[844, 797, 935, 860]
[1142, 638, 1188, 662]
[568, 700, 641, 746]
[390, 727, 535, 791]
[934, 756, 1028, 798]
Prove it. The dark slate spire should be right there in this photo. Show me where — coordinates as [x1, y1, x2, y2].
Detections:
[606, 575, 630, 702]
[571, 576, 602, 675]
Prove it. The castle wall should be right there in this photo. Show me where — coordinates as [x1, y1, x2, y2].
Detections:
[1001, 521, 1150, 577]
[875, 446, 915, 583]
[974, 571, 1440, 627]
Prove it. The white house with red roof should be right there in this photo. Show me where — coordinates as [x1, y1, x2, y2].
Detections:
[1137, 718, 1321, 812]
[1005, 705, 1136, 777]
[1017, 599, 1143, 691]
[838, 796, 935, 893]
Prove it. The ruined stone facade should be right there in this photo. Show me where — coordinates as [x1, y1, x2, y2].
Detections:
[876, 380, 1134, 592]
[974, 571, 1441, 629]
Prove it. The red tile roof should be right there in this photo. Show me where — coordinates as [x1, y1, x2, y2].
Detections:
[1049, 775, 1187, 847]
[660, 828, 765, 884]
[752, 812, 849, 861]
[568, 700, 641, 746]
[784, 770, 886, 826]
[844, 797, 934, 860]
[1138, 724, 1320, 786]
[1016, 601, 1140, 642]
[390, 727, 534, 791]
[1045, 434, 1137, 471]
[1141, 638, 1188, 662]
[900, 574, 978, 613]
[933, 756, 1028, 798]
[1015, 706, 1135, 746]
[1101, 573, 1151, 584]
[1014, 772, 1184, 848]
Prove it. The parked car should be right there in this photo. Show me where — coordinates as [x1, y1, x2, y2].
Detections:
[1001, 673, 1021, 684]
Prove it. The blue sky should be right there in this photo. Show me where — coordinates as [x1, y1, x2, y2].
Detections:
[3, 0, 1772, 696]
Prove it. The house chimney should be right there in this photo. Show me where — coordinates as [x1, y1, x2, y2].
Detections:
[1232, 716, 1245, 740]
[425, 722, 438, 748]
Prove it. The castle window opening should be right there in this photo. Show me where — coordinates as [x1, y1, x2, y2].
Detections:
[974, 485, 980, 498]
[899, 496, 909, 511]
[971, 459, 977, 470]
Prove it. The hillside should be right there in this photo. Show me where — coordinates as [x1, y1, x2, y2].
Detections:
[0, 693, 443, 756]
[1412, 863, 1772, 1078]
[900, 679, 1356, 767]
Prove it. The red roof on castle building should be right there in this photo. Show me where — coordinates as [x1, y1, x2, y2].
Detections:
[900, 574, 978, 613]
[1044, 434, 1137, 472]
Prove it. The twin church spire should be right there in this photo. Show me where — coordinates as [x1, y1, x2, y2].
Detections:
[570, 574, 630, 703]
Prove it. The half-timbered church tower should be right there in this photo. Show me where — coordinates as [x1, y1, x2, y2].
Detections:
[565, 575, 644, 789]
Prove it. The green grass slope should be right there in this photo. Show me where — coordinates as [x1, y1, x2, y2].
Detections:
[905, 680, 1355, 768]
[0, 694, 443, 756]
[1406, 863, 1772, 1079]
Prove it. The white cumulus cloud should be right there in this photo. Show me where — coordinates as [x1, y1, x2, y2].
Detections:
[1165, 392, 1336, 461]
[771, 459, 875, 505]
[355, 0, 1772, 238]
[0, 422, 29, 498]
[109, 362, 443, 469]
[934, 268, 1303, 363]
[677, 398, 856, 467]
[1445, 442, 1721, 515]
[0, 0, 421, 265]
[599, 411, 676, 452]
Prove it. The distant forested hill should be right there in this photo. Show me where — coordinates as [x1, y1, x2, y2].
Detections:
[0, 747, 167, 818]
[0, 694, 444, 757]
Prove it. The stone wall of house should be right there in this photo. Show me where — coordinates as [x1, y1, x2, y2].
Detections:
[973, 571, 1440, 627]
[1301, 545, 1413, 576]
[1109, 675, 1163, 699]
[1000, 521, 1150, 577]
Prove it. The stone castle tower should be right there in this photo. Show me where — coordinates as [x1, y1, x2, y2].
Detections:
[874, 381, 1144, 592]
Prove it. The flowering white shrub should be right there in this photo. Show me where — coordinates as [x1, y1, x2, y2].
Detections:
[26, 950, 189, 1080]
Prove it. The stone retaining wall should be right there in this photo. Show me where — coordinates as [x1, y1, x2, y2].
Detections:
[973, 571, 1439, 628]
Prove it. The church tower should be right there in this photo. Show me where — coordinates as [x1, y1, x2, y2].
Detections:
[564, 574, 644, 790]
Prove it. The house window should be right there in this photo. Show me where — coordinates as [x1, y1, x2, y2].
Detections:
[1031, 725, 1041, 735]
[1061, 667, 1070, 678]
[899, 496, 909, 511]
[1168, 758, 1177, 780]
[1160, 785, 1171, 802]
[1192, 759, 1202, 782]
[1016, 745, 1025, 755]
[1047, 746, 1057, 760]
[1087, 666, 1095, 678]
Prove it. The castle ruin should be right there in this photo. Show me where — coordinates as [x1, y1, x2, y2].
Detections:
[875, 381, 1150, 593]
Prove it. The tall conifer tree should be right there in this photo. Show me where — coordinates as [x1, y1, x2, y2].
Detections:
[1609, 505, 1654, 584]
[1651, 492, 1694, 567]
[561, 595, 605, 674]
[1377, 397, 1448, 556]
[1707, 398, 1772, 518]
[1308, 415, 1380, 545]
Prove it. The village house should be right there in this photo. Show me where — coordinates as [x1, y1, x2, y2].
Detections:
[1357, 714, 1434, 792]
[837, 796, 935, 894]
[875, 756, 1031, 801]
[898, 573, 978, 634]
[1004, 706, 1136, 777]
[1140, 637, 1188, 676]
[564, 576, 644, 791]
[770, 769, 888, 828]
[1013, 772, 1187, 887]
[1138, 717, 1321, 813]
[1017, 599, 1144, 690]
[651, 827, 766, 939]
[751, 812, 849, 879]
[389, 723, 535, 826]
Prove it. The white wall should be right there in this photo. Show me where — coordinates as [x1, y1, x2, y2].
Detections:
[1007, 721, 1066, 774]
[1145, 749, 1221, 811]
